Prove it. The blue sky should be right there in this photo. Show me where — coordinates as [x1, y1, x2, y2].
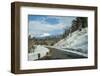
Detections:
[28, 15, 76, 37]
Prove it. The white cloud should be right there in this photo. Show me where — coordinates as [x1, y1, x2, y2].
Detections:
[29, 21, 65, 35]
[28, 16, 76, 37]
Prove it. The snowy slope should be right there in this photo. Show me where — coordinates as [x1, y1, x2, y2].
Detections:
[28, 45, 50, 60]
[54, 27, 88, 54]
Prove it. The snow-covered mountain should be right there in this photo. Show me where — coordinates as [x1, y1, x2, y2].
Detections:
[54, 27, 88, 54]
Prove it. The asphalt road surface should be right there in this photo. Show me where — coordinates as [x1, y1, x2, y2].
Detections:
[37, 47, 87, 60]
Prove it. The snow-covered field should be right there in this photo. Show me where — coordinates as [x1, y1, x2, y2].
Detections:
[54, 27, 88, 54]
[28, 45, 50, 60]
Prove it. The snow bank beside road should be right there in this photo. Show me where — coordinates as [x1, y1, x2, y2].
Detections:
[28, 45, 50, 60]
[54, 28, 88, 54]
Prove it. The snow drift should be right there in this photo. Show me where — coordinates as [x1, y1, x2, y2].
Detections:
[54, 27, 88, 54]
[28, 45, 50, 60]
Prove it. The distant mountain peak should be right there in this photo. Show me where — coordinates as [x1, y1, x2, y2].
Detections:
[40, 33, 50, 37]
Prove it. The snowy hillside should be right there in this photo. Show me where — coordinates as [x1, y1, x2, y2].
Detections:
[54, 27, 88, 54]
[28, 45, 50, 60]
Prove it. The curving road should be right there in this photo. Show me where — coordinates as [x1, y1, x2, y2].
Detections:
[37, 47, 87, 60]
